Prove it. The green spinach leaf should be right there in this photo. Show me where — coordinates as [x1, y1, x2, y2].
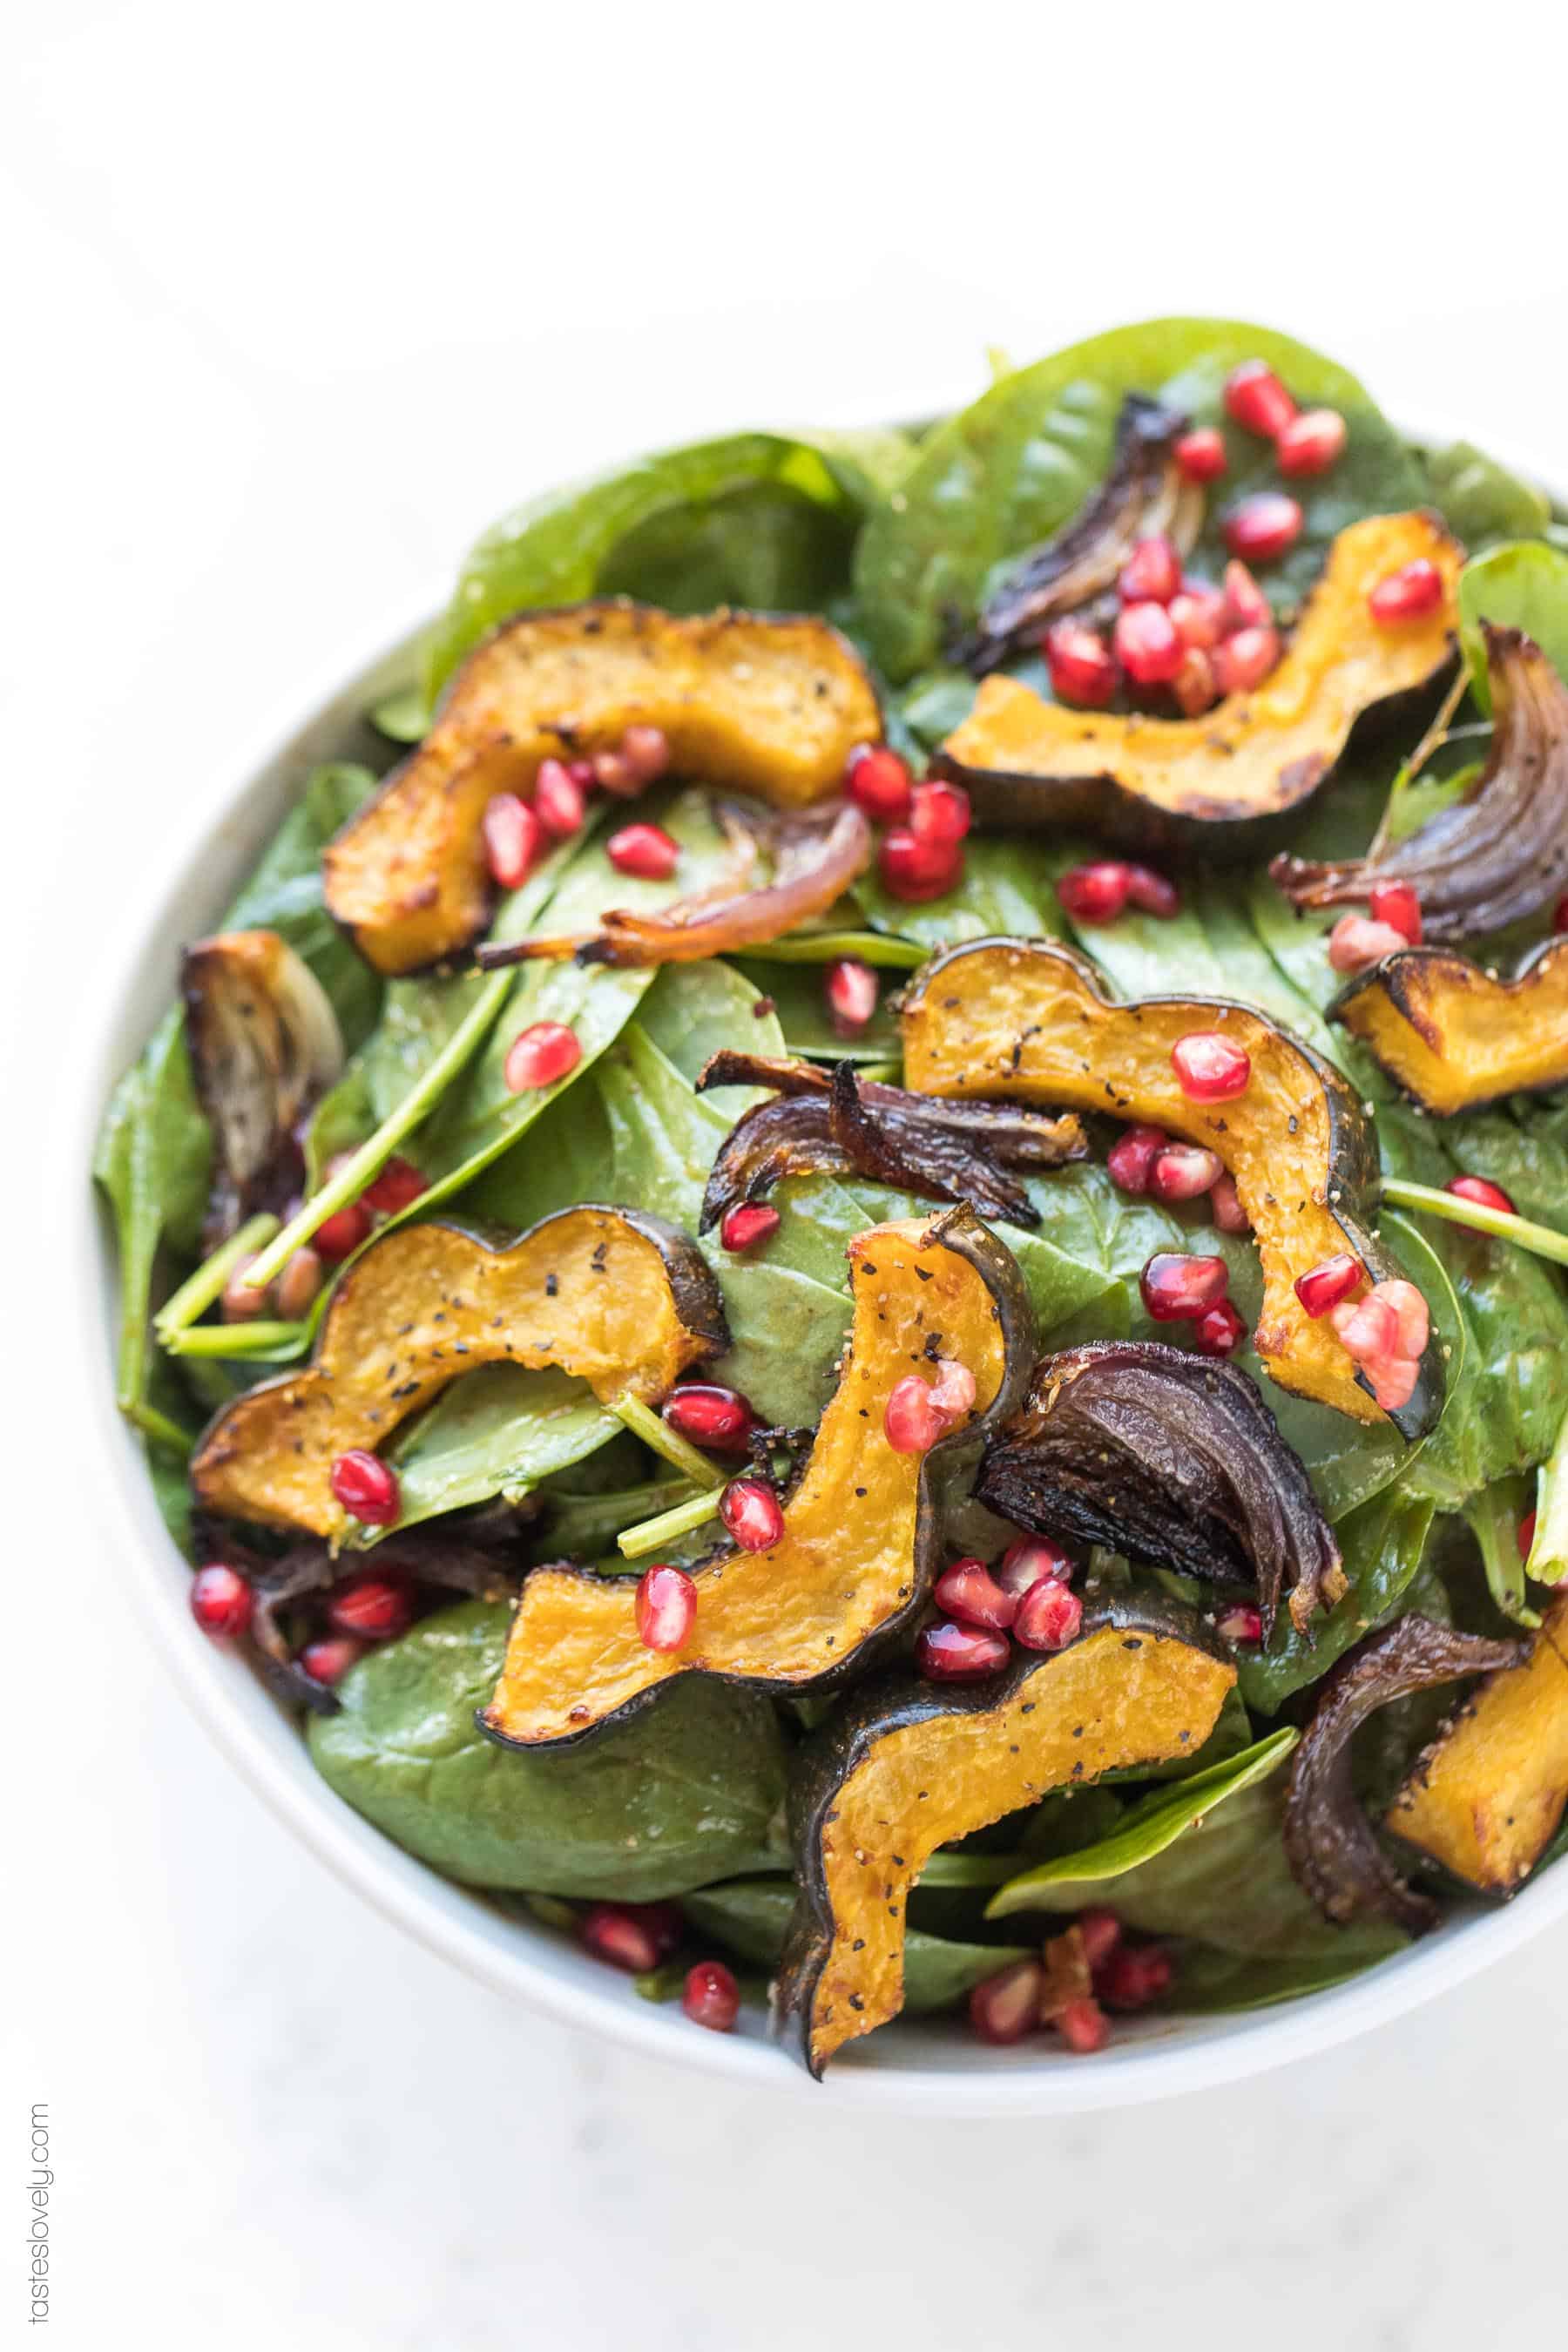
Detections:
[370, 1364, 619, 1544]
[1459, 538, 1568, 702]
[681, 1878, 1030, 2012]
[1423, 441, 1551, 551]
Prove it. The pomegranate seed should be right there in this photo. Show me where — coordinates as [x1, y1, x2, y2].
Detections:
[844, 743, 913, 821]
[1369, 881, 1423, 945]
[220, 1254, 269, 1322]
[1222, 560, 1272, 630]
[1519, 1511, 1538, 1560]
[1014, 1577, 1084, 1652]
[606, 821, 679, 881]
[682, 1959, 740, 2032]
[1140, 1253, 1229, 1321]
[591, 750, 636, 794]
[189, 1563, 253, 1640]
[1378, 1280, 1429, 1360]
[580, 1903, 670, 1974]
[328, 1575, 414, 1640]
[1369, 559, 1445, 625]
[329, 1450, 401, 1526]
[482, 793, 543, 889]
[1098, 1945, 1174, 2011]
[1169, 585, 1228, 650]
[997, 1536, 1074, 1596]
[879, 827, 960, 902]
[619, 724, 671, 785]
[1368, 1356, 1420, 1410]
[1327, 914, 1409, 974]
[533, 757, 588, 835]
[1331, 1293, 1400, 1362]
[300, 1636, 364, 1686]
[1276, 408, 1348, 476]
[928, 1357, 977, 1420]
[1446, 1173, 1516, 1220]
[662, 1383, 756, 1451]
[916, 1619, 1011, 1680]
[1114, 600, 1183, 686]
[969, 1958, 1044, 2044]
[1173, 645, 1219, 717]
[1216, 1603, 1264, 1643]
[1172, 1031, 1251, 1101]
[935, 1558, 1018, 1632]
[1054, 1996, 1111, 2053]
[720, 1477, 784, 1551]
[1224, 360, 1297, 439]
[636, 1563, 697, 1652]
[1556, 895, 1568, 934]
[1213, 624, 1282, 696]
[909, 779, 971, 849]
[1044, 619, 1119, 708]
[1208, 1173, 1249, 1234]
[1118, 533, 1182, 605]
[1105, 1124, 1167, 1195]
[884, 1373, 947, 1454]
[1078, 1909, 1123, 1970]
[1194, 1298, 1247, 1357]
[719, 1202, 780, 1253]
[825, 957, 879, 1036]
[1223, 493, 1302, 564]
[1058, 860, 1132, 924]
[314, 1198, 373, 1262]
[1150, 1144, 1224, 1203]
[1294, 1253, 1364, 1318]
[504, 1022, 582, 1093]
[1174, 427, 1227, 483]
[1126, 864, 1179, 922]
[362, 1156, 428, 1215]
[274, 1247, 325, 1321]
[566, 759, 598, 789]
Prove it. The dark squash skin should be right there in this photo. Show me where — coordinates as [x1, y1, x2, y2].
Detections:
[1332, 938, 1568, 1114]
[479, 1209, 1037, 1750]
[775, 1594, 1235, 2077]
[190, 1206, 727, 1538]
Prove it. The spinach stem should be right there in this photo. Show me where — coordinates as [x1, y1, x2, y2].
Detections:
[610, 1395, 726, 1491]
[1379, 1178, 1568, 1269]
[153, 1213, 280, 1339]
[743, 930, 926, 969]
[162, 1319, 307, 1357]
[125, 1401, 195, 1457]
[617, 1485, 724, 1559]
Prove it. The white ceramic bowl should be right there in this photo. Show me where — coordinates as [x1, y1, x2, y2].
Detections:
[78, 571, 1568, 2116]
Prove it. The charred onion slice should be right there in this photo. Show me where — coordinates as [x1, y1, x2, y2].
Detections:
[181, 928, 345, 1243]
[475, 800, 871, 970]
[1283, 1616, 1529, 1932]
[975, 1341, 1345, 1640]
[952, 394, 1200, 675]
[1273, 625, 1568, 941]
[693, 1052, 1088, 1231]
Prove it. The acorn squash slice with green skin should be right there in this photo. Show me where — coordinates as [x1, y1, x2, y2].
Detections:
[322, 601, 882, 975]
[774, 1595, 1235, 2077]
[900, 936, 1446, 1437]
[190, 1206, 727, 1538]
[1332, 938, 1568, 1115]
[479, 1208, 1036, 1751]
[934, 511, 1461, 856]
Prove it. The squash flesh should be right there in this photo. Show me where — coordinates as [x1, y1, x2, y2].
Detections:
[1334, 942, 1568, 1114]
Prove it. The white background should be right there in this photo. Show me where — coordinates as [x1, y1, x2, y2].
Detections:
[8, 3, 1568, 2344]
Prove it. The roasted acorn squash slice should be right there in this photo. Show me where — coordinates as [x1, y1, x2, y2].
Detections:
[901, 936, 1446, 1436]
[190, 1206, 727, 1538]
[774, 1596, 1234, 2075]
[936, 512, 1460, 852]
[480, 1209, 1035, 1749]
[323, 601, 882, 974]
[1332, 939, 1568, 1114]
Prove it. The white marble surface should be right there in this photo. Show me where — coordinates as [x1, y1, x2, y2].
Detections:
[10, 5, 1568, 2342]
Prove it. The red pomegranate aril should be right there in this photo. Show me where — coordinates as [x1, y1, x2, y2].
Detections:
[935, 1558, 1018, 1632]
[883, 1373, 946, 1455]
[1294, 1253, 1363, 1318]
[591, 750, 638, 795]
[826, 956, 879, 1036]
[1118, 533, 1182, 605]
[274, 1247, 325, 1321]
[636, 1564, 697, 1653]
[579, 1903, 668, 1975]
[1058, 860, 1132, 925]
[606, 821, 679, 881]
[1140, 1252, 1229, 1321]
[1106, 1123, 1168, 1194]
[1446, 1173, 1517, 1219]
[1150, 1144, 1224, 1203]
[997, 1535, 1074, 1596]
[844, 743, 913, 822]
[532, 757, 588, 835]
[1169, 585, 1227, 651]
[1213, 624, 1282, 697]
[220, 1254, 269, 1322]
[1174, 427, 1227, 483]
[1378, 1280, 1429, 1362]
[482, 793, 543, 889]
[362, 1155, 429, 1215]
[1331, 1292, 1400, 1363]
[300, 1636, 364, 1686]
[328, 1574, 415, 1641]
[1208, 1173, 1249, 1234]
[1327, 913, 1409, 974]
[1172, 1031, 1251, 1101]
[1276, 407, 1348, 477]
[879, 826, 960, 902]
[190, 1563, 253, 1640]
[1114, 599, 1182, 686]
[1216, 1603, 1264, 1644]
[1054, 1996, 1111, 2054]
[1098, 1944, 1174, 2011]
[1369, 558, 1444, 625]
[1014, 1577, 1084, 1652]
[1193, 1299, 1247, 1358]
[1223, 560, 1273, 631]
[718, 1201, 780, 1254]
[329, 1449, 401, 1526]
[1223, 360, 1297, 440]
[1077, 1908, 1123, 1970]
[929, 1357, 977, 1420]
[720, 1477, 784, 1552]
[314, 1197, 373, 1263]
[663, 1383, 755, 1451]
[1518, 1511, 1538, 1560]
[1368, 881, 1423, 945]
[504, 1021, 582, 1093]
[909, 779, 971, 848]
[1223, 493, 1302, 564]
[969, 1958, 1044, 2044]
[619, 724, 672, 785]
[1556, 895, 1568, 934]
[1173, 645, 1219, 717]
[916, 1618, 1012, 1681]
[1044, 619, 1119, 708]
[566, 758, 598, 789]
[682, 1959, 740, 2032]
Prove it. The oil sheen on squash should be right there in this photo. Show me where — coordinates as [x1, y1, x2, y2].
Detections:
[1333, 939, 1568, 1114]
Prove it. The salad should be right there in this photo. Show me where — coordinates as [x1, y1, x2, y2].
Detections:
[97, 316, 1568, 2075]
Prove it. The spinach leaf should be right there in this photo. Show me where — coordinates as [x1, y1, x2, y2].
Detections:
[93, 1010, 212, 1435]
[680, 1878, 1030, 2012]
[1170, 1942, 1396, 2012]
[1423, 441, 1551, 551]
[1524, 1402, 1568, 1589]
[733, 958, 902, 1065]
[1458, 538, 1568, 702]
[1239, 1485, 1436, 1713]
[369, 1364, 619, 1544]
[308, 1600, 788, 1897]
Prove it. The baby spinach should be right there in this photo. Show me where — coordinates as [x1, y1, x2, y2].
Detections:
[681, 1878, 1031, 2012]
[94, 1010, 212, 1436]
[1239, 1485, 1436, 1713]
[308, 1600, 789, 1897]
[1423, 442, 1551, 551]
[1524, 1402, 1568, 1590]
[371, 1364, 619, 1543]
[1459, 537, 1568, 701]
[1169, 1942, 1395, 2013]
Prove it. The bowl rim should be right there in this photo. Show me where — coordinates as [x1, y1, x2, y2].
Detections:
[71, 443, 1568, 2116]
